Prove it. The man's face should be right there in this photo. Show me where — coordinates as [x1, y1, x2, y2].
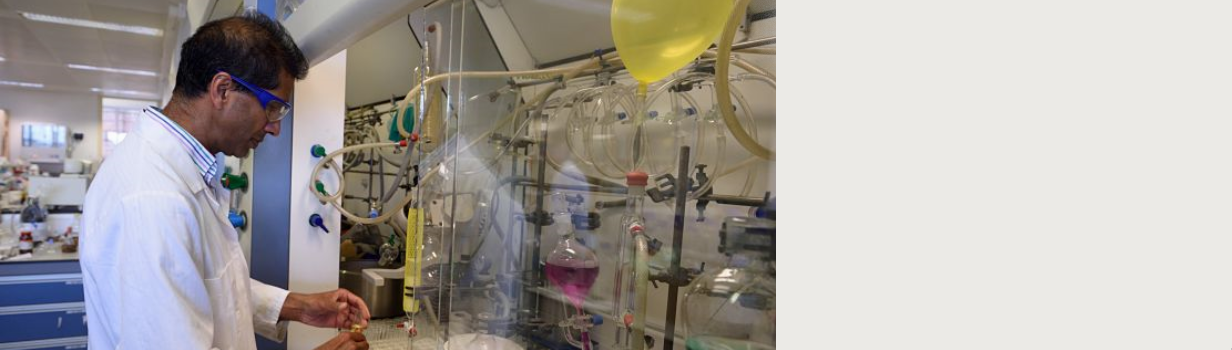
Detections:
[218, 71, 294, 157]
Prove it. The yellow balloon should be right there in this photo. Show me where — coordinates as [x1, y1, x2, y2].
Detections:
[611, 0, 733, 84]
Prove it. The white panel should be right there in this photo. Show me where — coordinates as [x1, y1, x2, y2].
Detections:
[475, 2, 534, 71]
[501, 0, 615, 65]
[280, 0, 431, 67]
[750, 0, 775, 14]
[184, 0, 211, 29]
[287, 49, 346, 350]
[238, 155, 253, 264]
[343, 17, 422, 107]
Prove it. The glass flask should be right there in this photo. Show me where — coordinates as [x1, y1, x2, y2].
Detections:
[683, 216, 776, 350]
[544, 193, 600, 350]
[545, 230, 600, 310]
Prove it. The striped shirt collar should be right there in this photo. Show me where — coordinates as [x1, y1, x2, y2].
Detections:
[143, 106, 220, 186]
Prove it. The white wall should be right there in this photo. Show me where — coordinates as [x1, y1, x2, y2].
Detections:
[288, 49, 347, 350]
[0, 87, 102, 164]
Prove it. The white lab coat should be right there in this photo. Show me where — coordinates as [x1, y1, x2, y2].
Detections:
[80, 111, 289, 350]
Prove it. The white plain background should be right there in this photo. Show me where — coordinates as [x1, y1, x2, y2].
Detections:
[783, 1, 1232, 348]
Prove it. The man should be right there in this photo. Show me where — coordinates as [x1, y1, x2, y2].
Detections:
[81, 11, 370, 350]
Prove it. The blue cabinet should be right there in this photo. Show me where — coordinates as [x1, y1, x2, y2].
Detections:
[0, 261, 86, 349]
[0, 336, 87, 350]
[0, 274, 85, 308]
[0, 303, 88, 343]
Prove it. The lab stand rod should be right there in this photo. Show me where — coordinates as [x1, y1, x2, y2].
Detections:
[512, 65, 627, 89]
[343, 115, 387, 126]
[531, 36, 775, 70]
[343, 169, 403, 177]
[662, 146, 691, 350]
[511, 180, 628, 196]
[530, 108, 551, 319]
[520, 138, 533, 318]
[730, 36, 776, 50]
[597, 194, 765, 210]
[508, 114, 526, 318]
[702, 194, 766, 207]
[347, 95, 408, 112]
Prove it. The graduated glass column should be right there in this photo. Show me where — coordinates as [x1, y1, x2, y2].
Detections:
[612, 171, 651, 350]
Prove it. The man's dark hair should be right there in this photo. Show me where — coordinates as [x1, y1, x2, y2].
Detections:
[172, 10, 308, 99]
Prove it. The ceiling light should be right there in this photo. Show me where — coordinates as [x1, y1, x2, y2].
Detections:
[69, 64, 157, 77]
[0, 81, 44, 89]
[19, 12, 163, 37]
[92, 88, 156, 96]
[0, 57, 6, 62]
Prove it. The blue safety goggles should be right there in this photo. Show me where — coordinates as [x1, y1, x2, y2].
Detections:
[217, 69, 292, 123]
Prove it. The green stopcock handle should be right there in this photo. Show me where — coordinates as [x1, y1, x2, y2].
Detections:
[314, 181, 329, 197]
[221, 173, 248, 191]
[311, 144, 327, 158]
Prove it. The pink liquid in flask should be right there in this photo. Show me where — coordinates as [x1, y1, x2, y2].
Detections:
[546, 263, 600, 308]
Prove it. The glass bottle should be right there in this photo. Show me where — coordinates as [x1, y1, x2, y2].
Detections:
[17, 223, 34, 254]
[684, 216, 776, 350]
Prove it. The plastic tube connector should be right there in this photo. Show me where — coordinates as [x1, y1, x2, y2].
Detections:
[626, 171, 649, 186]
[221, 173, 248, 191]
[314, 181, 329, 197]
[309, 214, 329, 233]
[228, 210, 247, 230]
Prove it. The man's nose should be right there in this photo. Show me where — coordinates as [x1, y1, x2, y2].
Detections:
[265, 120, 281, 137]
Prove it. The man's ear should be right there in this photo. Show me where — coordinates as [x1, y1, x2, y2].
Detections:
[208, 72, 233, 110]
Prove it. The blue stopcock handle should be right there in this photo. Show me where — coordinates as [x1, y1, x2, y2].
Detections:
[228, 211, 247, 229]
[309, 214, 329, 233]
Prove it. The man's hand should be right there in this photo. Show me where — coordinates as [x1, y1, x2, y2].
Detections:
[315, 332, 369, 350]
[281, 289, 372, 329]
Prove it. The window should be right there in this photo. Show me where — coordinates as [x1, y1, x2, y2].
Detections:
[21, 123, 66, 148]
[101, 98, 155, 158]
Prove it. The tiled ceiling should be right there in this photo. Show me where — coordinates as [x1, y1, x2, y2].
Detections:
[0, 0, 181, 100]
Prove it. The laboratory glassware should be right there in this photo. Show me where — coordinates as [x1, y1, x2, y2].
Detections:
[683, 216, 775, 350]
